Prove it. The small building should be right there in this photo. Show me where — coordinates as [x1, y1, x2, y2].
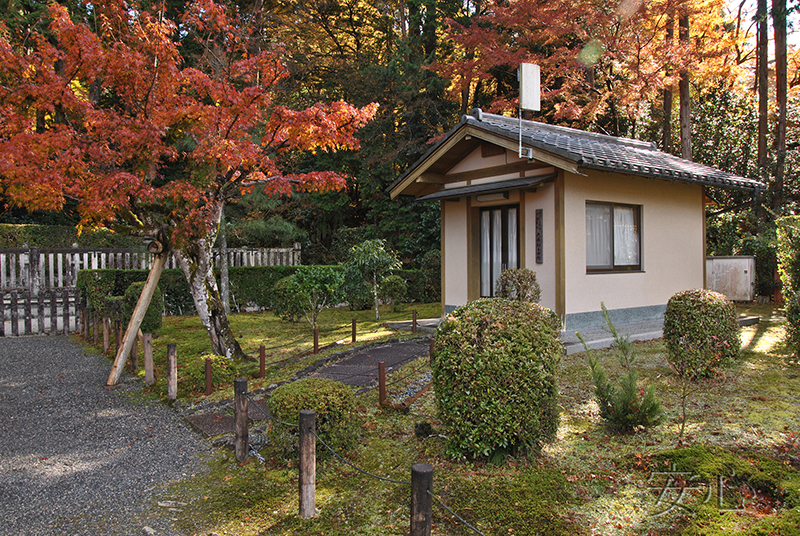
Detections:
[388, 109, 764, 330]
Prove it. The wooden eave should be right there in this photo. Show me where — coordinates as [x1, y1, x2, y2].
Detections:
[388, 124, 578, 200]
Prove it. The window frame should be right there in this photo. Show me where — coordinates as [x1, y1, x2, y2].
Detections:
[585, 201, 642, 273]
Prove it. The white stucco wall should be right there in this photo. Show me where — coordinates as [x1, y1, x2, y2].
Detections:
[442, 198, 469, 309]
[562, 170, 705, 319]
[523, 183, 557, 311]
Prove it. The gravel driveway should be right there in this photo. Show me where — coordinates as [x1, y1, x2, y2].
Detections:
[0, 337, 210, 536]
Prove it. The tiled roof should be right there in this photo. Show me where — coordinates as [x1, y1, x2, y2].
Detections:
[468, 109, 764, 191]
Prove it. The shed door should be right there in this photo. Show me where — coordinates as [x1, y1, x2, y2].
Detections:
[480, 206, 519, 297]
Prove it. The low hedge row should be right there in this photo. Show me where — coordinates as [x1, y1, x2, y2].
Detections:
[76, 265, 438, 317]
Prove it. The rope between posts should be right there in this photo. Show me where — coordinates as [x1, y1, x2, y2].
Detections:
[245, 393, 299, 428]
[426, 489, 487, 536]
[384, 360, 429, 388]
[310, 428, 412, 486]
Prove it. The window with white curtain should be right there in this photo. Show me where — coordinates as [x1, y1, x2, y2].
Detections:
[585, 202, 641, 272]
[480, 205, 519, 296]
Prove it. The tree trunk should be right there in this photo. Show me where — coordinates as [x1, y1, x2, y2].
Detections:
[757, 0, 769, 169]
[773, 0, 787, 211]
[219, 205, 230, 315]
[174, 205, 246, 360]
[678, 13, 692, 161]
[662, 17, 674, 153]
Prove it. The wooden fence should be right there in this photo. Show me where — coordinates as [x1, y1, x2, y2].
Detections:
[0, 243, 301, 337]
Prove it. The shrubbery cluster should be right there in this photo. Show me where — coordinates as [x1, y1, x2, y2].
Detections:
[663, 288, 740, 379]
[431, 298, 562, 459]
[494, 268, 541, 302]
[778, 217, 800, 356]
[267, 378, 360, 458]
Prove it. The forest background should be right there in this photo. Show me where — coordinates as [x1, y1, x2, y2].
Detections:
[0, 0, 798, 298]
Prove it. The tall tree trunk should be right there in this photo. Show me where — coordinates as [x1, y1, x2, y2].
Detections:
[679, 13, 692, 160]
[773, 0, 787, 211]
[219, 205, 230, 315]
[757, 0, 769, 169]
[662, 17, 674, 153]
[174, 203, 246, 360]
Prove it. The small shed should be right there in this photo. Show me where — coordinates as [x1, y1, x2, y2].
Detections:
[705, 256, 756, 302]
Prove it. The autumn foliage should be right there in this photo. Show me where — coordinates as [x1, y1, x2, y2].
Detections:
[0, 0, 377, 244]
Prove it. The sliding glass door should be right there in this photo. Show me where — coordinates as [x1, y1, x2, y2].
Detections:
[480, 206, 519, 296]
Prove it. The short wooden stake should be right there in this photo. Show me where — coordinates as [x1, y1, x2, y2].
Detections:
[143, 333, 154, 386]
[410, 463, 433, 536]
[93, 311, 99, 344]
[130, 332, 139, 373]
[115, 321, 122, 355]
[102, 316, 111, 353]
[412, 309, 418, 334]
[234, 378, 249, 462]
[167, 343, 177, 401]
[352, 318, 357, 343]
[378, 361, 387, 407]
[205, 357, 213, 396]
[299, 410, 316, 519]
[313, 327, 319, 354]
[259, 344, 266, 378]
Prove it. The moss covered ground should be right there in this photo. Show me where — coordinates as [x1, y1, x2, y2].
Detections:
[92, 303, 800, 535]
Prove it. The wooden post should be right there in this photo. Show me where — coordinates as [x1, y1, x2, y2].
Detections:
[352, 318, 357, 343]
[410, 464, 433, 536]
[24, 290, 32, 335]
[93, 311, 99, 344]
[259, 344, 266, 378]
[130, 331, 140, 373]
[205, 357, 213, 396]
[10, 291, 18, 336]
[0, 290, 5, 337]
[299, 410, 316, 519]
[115, 321, 122, 356]
[234, 378, 249, 462]
[167, 343, 177, 402]
[313, 327, 319, 354]
[412, 309, 418, 334]
[143, 333, 154, 386]
[107, 251, 168, 385]
[62, 288, 69, 334]
[103, 316, 111, 353]
[379, 361, 386, 407]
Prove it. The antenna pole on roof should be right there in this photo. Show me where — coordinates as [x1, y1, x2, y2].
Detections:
[518, 63, 540, 160]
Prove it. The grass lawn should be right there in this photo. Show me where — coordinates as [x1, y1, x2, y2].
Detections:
[104, 303, 800, 535]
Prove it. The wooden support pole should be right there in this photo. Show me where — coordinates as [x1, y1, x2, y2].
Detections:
[379, 361, 387, 407]
[352, 318, 357, 343]
[24, 291, 31, 335]
[143, 333, 154, 386]
[62, 288, 69, 334]
[410, 464, 433, 536]
[130, 330, 141, 373]
[167, 343, 177, 402]
[234, 378, 249, 462]
[412, 309, 418, 334]
[299, 410, 316, 519]
[10, 292, 18, 336]
[259, 344, 266, 378]
[313, 327, 319, 354]
[205, 357, 213, 396]
[107, 252, 168, 385]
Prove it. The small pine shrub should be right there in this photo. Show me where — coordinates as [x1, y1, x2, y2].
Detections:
[431, 298, 562, 459]
[494, 268, 541, 303]
[379, 274, 407, 312]
[267, 378, 360, 459]
[579, 305, 662, 433]
[271, 275, 304, 322]
[663, 289, 741, 380]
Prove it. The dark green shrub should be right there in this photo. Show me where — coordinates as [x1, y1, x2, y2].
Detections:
[495, 268, 541, 302]
[418, 249, 441, 303]
[785, 293, 800, 357]
[342, 263, 372, 310]
[379, 274, 407, 311]
[123, 282, 163, 333]
[431, 298, 562, 459]
[228, 265, 299, 311]
[267, 378, 360, 458]
[272, 275, 305, 322]
[777, 216, 800, 296]
[663, 289, 741, 379]
[579, 305, 662, 433]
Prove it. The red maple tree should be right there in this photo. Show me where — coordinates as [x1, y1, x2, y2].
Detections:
[0, 0, 377, 360]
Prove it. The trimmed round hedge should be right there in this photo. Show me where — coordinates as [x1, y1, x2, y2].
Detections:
[431, 298, 562, 459]
[267, 378, 359, 458]
[663, 289, 740, 380]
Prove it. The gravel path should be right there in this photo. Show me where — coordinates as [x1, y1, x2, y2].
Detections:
[0, 337, 210, 536]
